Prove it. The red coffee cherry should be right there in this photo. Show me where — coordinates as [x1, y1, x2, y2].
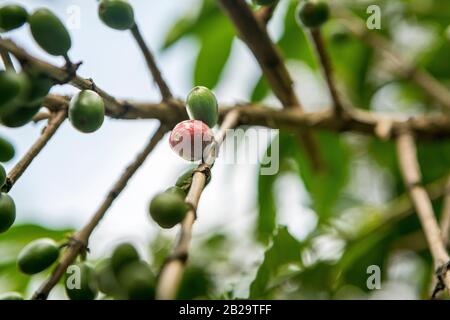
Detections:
[169, 120, 215, 161]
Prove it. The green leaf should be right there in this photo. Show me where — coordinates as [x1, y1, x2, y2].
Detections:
[291, 132, 351, 222]
[256, 171, 277, 244]
[417, 140, 450, 185]
[327, 36, 374, 108]
[291, 262, 337, 298]
[421, 38, 450, 81]
[255, 132, 302, 243]
[194, 15, 234, 88]
[162, 0, 221, 49]
[249, 227, 303, 298]
[162, 16, 196, 49]
[337, 231, 390, 291]
[250, 76, 270, 102]
[255, 131, 351, 242]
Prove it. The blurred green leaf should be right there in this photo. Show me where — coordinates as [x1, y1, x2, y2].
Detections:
[292, 132, 351, 222]
[327, 36, 374, 108]
[291, 262, 337, 298]
[250, 76, 270, 103]
[257, 171, 277, 244]
[337, 231, 390, 291]
[162, 0, 220, 49]
[421, 39, 450, 81]
[249, 227, 303, 298]
[177, 266, 213, 300]
[194, 15, 234, 88]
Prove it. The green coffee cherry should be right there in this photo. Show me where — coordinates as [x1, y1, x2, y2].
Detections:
[116, 261, 155, 300]
[252, 0, 277, 6]
[1, 105, 40, 128]
[165, 186, 187, 198]
[186, 86, 218, 128]
[0, 193, 15, 233]
[29, 9, 72, 56]
[65, 262, 98, 300]
[149, 192, 189, 229]
[111, 243, 140, 274]
[0, 5, 28, 32]
[0, 292, 23, 300]
[175, 167, 211, 192]
[0, 164, 6, 188]
[98, 0, 135, 31]
[0, 71, 29, 113]
[24, 73, 54, 106]
[296, 1, 330, 28]
[95, 259, 122, 297]
[17, 238, 59, 274]
[69, 90, 105, 133]
[177, 266, 212, 300]
[0, 136, 15, 162]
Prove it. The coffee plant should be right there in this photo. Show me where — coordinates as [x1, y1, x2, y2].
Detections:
[0, 0, 449, 301]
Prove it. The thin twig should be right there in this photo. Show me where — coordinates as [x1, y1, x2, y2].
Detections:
[42, 93, 450, 140]
[130, 25, 173, 101]
[396, 130, 450, 296]
[2, 110, 67, 193]
[254, 0, 279, 26]
[4, 39, 450, 140]
[440, 178, 450, 246]
[156, 110, 240, 300]
[309, 28, 344, 116]
[32, 125, 168, 300]
[219, 0, 300, 109]
[0, 35, 15, 72]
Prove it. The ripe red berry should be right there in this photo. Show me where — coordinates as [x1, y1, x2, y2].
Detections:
[169, 120, 215, 161]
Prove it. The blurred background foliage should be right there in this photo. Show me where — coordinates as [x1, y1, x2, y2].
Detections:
[1, 0, 450, 299]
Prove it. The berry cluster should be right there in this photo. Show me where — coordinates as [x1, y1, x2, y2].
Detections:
[149, 87, 218, 229]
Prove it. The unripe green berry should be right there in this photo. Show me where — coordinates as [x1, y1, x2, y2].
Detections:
[186, 86, 219, 128]
[69, 90, 105, 133]
[0, 71, 29, 113]
[95, 259, 122, 297]
[149, 192, 188, 229]
[99, 0, 135, 31]
[0, 136, 15, 162]
[111, 243, 140, 274]
[65, 262, 98, 300]
[296, 1, 330, 28]
[116, 261, 155, 300]
[165, 186, 187, 198]
[24, 72, 54, 106]
[0, 105, 40, 128]
[29, 9, 72, 56]
[252, 0, 277, 6]
[17, 238, 59, 274]
[0, 292, 23, 300]
[177, 266, 212, 300]
[0, 193, 15, 233]
[0, 5, 28, 32]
